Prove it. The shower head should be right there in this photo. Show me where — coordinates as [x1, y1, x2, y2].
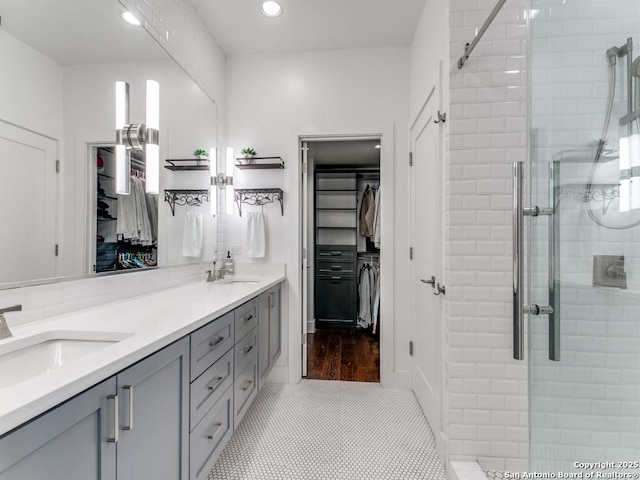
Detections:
[606, 47, 619, 65]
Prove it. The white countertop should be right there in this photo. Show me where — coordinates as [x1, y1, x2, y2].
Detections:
[0, 273, 285, 436]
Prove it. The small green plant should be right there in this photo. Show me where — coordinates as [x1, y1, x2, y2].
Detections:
[193, 149, 208, 158]
[241, 147, 257, 156]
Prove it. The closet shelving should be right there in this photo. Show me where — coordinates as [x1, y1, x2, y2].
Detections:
[163, 189, 210, 216]
[235, 156, 284, 170]
[164, 158, 210, 171]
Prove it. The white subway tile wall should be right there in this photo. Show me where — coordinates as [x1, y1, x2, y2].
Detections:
[449, 0, 528, 471]
[529, 0, 640, 471]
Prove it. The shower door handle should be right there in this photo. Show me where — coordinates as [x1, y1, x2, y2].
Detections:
[512, 162, 525, 361]
[513, 161, 558, 362]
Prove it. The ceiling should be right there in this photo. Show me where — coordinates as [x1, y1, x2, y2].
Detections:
[192, 0, 427, 55]
[310, 140, 380, 167]
[0, 0, 166, 65]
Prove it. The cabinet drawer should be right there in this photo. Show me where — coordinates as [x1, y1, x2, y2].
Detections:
[190, 349, 233, 430]
[234, 298, 258, 341]
[316, 245, 356, 259]
[315, 275, 357, 322]
[234, 327, 258, 380]
[316, 259, 356, 275]
[233, 357, 258, 431]
[189, 387, 233, 480]
[190, 312, 234, 381]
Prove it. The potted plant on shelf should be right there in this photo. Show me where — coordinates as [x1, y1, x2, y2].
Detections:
[193, 149, 208, 165]
[241, 147, 257, 164]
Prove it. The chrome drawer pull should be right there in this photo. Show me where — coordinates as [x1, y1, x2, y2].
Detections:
[331, 265, 342, 270]
[107, 394, 118, 443]
[206, 423, 223, 439]
[208, 336, 224, 347]
[206, 376, 224, 390]
[123, 385, 134, 431]
[330, 251, 342, 256]
[243, 345, 254, 354]
[241, 380, 253, 391]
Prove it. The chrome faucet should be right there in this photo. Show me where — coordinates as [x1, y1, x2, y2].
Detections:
[206, 261, 226, 282]
[0, 304, 21, 339]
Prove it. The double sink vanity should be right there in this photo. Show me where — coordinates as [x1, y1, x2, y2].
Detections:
[0, 273, 284, 479]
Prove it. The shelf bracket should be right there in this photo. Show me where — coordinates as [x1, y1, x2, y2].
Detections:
[234, 188, 284, 217]
[163, 189, 209, 216]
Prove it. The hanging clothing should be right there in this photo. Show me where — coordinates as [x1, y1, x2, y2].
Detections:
[359, 186, 375, 238]
[357, 265, 372, 328]
[117, 176, 153, 244]
[372, 270, 381, 335]
[246, 211, 266, 258]
[182, 211, 204, 257]
[373, 185, 381, 248]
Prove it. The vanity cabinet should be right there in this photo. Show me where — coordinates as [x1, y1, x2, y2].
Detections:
[0, 281, 284, 480]
[0, 378, 117, 480]
[258, 283, 282, 388]
[116, 337, 189, 480]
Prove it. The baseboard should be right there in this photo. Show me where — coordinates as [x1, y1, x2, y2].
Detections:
[448, 461, 487, 480]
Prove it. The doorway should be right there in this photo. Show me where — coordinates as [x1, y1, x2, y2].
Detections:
[302, 138, 382, 382]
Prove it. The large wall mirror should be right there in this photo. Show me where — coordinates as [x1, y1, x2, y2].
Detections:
[0, 0, 218, 288]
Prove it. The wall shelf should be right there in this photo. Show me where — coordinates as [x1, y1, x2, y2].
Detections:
[164, 158, 210, 171]
[234, 188, 284, 217]
[164, 189, 209, 216]
[235, 157, 284, 170]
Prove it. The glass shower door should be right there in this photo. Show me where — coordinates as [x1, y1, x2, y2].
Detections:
[529, 0, 640, 472]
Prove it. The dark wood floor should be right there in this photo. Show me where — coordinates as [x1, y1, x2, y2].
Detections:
[306, 328, 380, 382]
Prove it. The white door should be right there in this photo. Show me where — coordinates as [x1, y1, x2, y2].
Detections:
[0, 121, 58, 283]
[410, 74, 445, 456]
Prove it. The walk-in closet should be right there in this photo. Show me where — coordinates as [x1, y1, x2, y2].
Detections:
[304, 139, 381, 382]
[93, 146, 158, 273]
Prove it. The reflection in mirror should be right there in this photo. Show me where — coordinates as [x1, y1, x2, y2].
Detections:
[0, 0, 218, 288]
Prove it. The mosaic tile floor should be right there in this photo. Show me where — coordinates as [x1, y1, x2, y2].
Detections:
[209, 380, 447, 480]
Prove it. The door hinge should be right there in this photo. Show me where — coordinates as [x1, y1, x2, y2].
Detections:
[55, 244, 59, 256]
[302, 332, 307, 345]
[409, 341, 414, 356]
[302, 162, 307, 174]
[55, 160, 60, 173]
[410, 247, 413, 260]
[409, 152, 413, 167]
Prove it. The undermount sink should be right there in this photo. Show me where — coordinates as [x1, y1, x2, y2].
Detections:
[0, 330, 132, 389]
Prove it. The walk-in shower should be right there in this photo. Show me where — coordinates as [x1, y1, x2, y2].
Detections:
[522, 0, 640, 472]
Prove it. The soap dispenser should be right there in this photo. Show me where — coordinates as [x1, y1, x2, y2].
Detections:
[224, 251, 235, 275]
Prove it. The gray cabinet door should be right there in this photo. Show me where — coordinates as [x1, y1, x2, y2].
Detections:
[257, 291, 270, 386]
[269, 283, 282, 365]
[0, 378, 117, 480]
[116, 337, 189, 480]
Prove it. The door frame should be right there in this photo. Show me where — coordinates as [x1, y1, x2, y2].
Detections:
[286, 122, 396, 386]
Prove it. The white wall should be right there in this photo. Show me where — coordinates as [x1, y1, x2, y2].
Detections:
[447, 0, 528, 471]
[224, 47, 411, 386]
[0, 30, 64, 139]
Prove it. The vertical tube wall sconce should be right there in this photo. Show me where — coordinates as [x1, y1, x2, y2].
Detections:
[225, 147, 235, 215]
[630, 133, 640, 210]
[115, 81, 130, 195]
[115, 80, 160, 195]
[210, 147, 218, 216]
[620, 136, 631, 212]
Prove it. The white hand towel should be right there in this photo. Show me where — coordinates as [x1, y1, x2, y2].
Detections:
[246, 211, 266, 258]
[182, 211, 204, 257]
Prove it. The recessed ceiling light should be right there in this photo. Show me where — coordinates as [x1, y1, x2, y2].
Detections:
[261, 1, 282, 17]
[121, 11, 141, 26]
[374, 144, 381, 149]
